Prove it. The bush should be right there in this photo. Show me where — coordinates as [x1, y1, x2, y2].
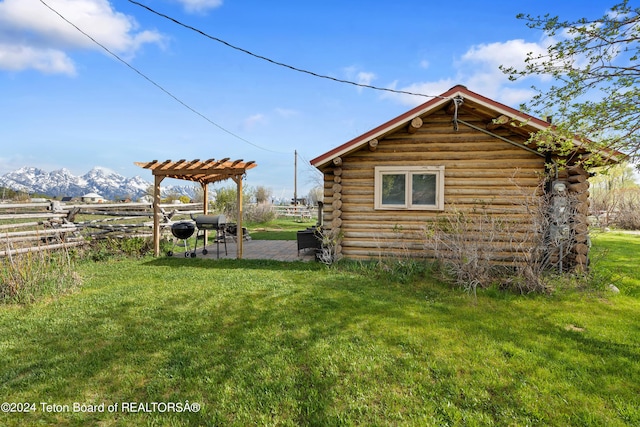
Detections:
[245, 203, 276, 223]
[84, 237, 155, 261]
[424, 210, 511, 295]
[422, 186, 582, 294]
[615, 191, 640, 230]
[211, 186, 253, 221]
[0, 248, 81, 304]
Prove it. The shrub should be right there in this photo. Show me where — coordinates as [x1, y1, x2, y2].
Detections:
[424, 210, 509, 295]
[615, 190, 640, 230]
[422, 183, 583, 294]
[84, 237, 155, 261]
[211, 185, 253, 221]
[254, 186, 272, 204]
[317, 227, 343, 265]
[245, 203, 276, 223]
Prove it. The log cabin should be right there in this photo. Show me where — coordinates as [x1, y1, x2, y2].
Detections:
[310, 85, 623, 271]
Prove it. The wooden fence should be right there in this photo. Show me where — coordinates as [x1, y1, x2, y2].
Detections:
[1, 201, 320, 257]
[0, 201, 202, 257]
[271, 205, 314, 221]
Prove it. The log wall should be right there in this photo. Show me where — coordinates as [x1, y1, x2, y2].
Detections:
[566, 165, 591, 271]
[320, 108, 549, 262]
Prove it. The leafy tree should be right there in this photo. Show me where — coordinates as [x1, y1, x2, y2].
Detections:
[501, 1, 639, 166]
[191, 184, 205, 203]
[589, 162, 639, 227]
[161, 191, 182, 204]
[307, 186, 324, 206]
[0, 187, 31, 201]
[211, 185, 252, 221]
[590, 162, 638, 193]
[144, 184, 154, 200]
[254, 185, 272, 204]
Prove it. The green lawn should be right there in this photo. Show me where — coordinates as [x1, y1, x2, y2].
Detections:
[246, 218, 317, 241]
[0, 233, 638, 426]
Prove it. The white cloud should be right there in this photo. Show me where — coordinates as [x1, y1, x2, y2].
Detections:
[460, 39, 547, 71]
[0, 42, 76, 74]
[356, 71, 376, 87]
[343, 66, 377, 92]
[385, 39, 548, 107]
[0, 0, 163, 74]
[458, 39, 552, 104]
[243, 108, 301, 131]
[463, 37, 563, 83]
[498, 87, 538, 106]
[275, 108, 299, 118]
[242, 113, 266, 130]
[174, 0, 223, 14]
[383, 78, 456, 106]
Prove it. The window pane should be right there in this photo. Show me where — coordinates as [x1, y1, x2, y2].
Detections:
[382, 174, 406, 205]
[412, 173, 436, 205]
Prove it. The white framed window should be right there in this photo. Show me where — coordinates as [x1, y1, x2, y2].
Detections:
[374, 166, 445, 210]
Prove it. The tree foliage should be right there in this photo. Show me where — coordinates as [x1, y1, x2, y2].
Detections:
[589, 162, 640, 228]
[590, 162, 638, 193]
[307, 186, 324, 206]
[502, 1, 639, 165]
[254, 185, 272, 204]
[211, 185, 255, 221]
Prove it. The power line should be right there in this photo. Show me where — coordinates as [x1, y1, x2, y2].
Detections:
[296, 151, 324, 177]
[38, 0, 285, 154]
[128, 0, 448, 100]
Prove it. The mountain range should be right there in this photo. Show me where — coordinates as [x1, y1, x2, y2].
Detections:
[0, 166, 194, 200]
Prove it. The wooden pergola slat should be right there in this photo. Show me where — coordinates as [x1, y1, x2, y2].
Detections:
[135, 158, 257, 258]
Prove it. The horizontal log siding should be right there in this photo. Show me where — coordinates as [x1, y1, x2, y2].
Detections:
[321, 109, 546, 262]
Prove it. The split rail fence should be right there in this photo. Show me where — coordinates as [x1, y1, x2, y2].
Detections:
[271, 205, 314, 220]
[0, 201, 203, 257]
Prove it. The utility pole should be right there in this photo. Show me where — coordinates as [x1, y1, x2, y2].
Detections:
[293, 150, 298, 205]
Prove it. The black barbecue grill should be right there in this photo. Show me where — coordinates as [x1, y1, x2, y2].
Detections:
[192, 214, 227, 258]
[168, 221, 196, 257]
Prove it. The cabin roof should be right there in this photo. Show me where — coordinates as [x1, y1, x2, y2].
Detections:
[310, 85, 624, 168]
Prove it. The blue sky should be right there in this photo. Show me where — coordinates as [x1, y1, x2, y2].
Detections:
[0, 0, 616, 198]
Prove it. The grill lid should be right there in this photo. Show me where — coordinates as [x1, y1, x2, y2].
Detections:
[193, 214, 226, 227]
[171, 221, 195, 239]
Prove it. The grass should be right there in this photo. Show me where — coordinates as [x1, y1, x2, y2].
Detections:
[0, 233, 638, 425]
[590, 230, 640, 296]
[0, 246, 81, 304]
[246, 218, 316, 241]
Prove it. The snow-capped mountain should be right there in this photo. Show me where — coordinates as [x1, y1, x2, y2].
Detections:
[0, 166, 194, 200]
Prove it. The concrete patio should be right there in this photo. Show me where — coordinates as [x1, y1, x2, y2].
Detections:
[185, 239, 317, 262]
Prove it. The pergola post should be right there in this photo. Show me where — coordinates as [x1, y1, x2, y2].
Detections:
[234, 175, 243, 259]
[153, 175, 164, 257]
[202, 182, 209, 247]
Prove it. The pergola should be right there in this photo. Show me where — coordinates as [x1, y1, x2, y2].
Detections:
[135, 158, 257, 258]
